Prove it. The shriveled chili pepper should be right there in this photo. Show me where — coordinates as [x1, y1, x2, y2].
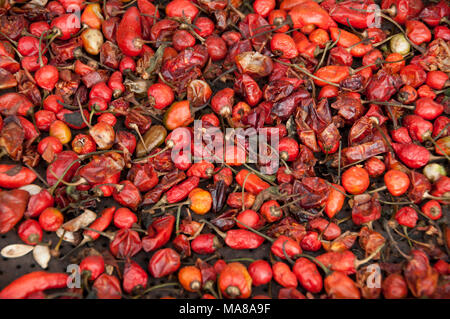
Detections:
[142, 214, 175, 252]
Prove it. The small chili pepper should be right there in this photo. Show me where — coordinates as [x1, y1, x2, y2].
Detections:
[421, 200, 442, 220]
[142, 214, 175, 252]
[148, 248, 181, 278]
[113, 208, 137, 229]
[325, 184, 345, 218]
[202, 219, 265, 250]
[235, 169, 270, 195]
[123, 260, 148, 294]
[0, 189, 29, 234]
[248, 260, 273, 286]
[325, 271, 360, 299]
[293, 257, 323, 293]
[384, 169, 410, 196]
[382, 273, 408, 299]
[178, 266, 202, 292]
[218, 262, 252, 299]
[79, 255, 105, 281]
[403, 249, 438, 298]
[342, 166, 370, 195]
[109, 229, 142, 259]
[0, 272, 69, 299]
[17, 219, 42, 246]
[92, 274, 122, 299]
[191, 233, 220, 255]
[392, 142, 430, 169]
[395, 207, 418, 228]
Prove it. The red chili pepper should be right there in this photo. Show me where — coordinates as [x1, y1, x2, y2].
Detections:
[317, 250, 356, 275]
[0, 189, 29, 234]
[325, 184, 345, 218]
[191, 233, 220, 255]
[0, 164, 37, 188]
[116, 7, 143, 57]
[235, 169, 270, 195]
[329, 0, 376, 29]
[288, 1, 337, 30]
[395, 207, 418, 227]
[0, 272, 69, 299]
[392, 142, 430, 168]
[109, 229, 142, 259]
[17, 219, 43, 245]
[79, 255, 105, 281]
[325, 271, 361, 299]
[148, 248, 181, 278]
[218, 262, 252, 299]
[293, 257, 323, 293]
[414, 97, 444, 120]
[382, 273, 408, 299]
[142, 214, 175, 252]
[421, 200, 442, 220]
[92, 274, 122, 299]
[172, 234, 191, 258]
[391, 127, 413, 144]
[112, 180, 142, 210]
[123, 260, 148, 294]
[271, 235, 302, 259]
[248, 260, 273, 286]
[224, 229, 265, 250]
[165, 176, 199, 204]
[273, 262, 298, 288]
[404, 249, 438, 298]
[113, 207, 137, 229]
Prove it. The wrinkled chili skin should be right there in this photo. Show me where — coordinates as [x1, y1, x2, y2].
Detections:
[0, 189, 29, 234]
[142, 214, 175, 252]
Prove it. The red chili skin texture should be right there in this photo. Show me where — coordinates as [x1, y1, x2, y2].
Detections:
[142, 214, 175, 252]
[84, 207, 116, 241]
[148, 248, 181, 278]
[421, 200, 442, 220]
[191, 234, 218, 254]
[414, 98, 444, 120]
[225, 229, 265, 249]
[248, 260, 273, 286]
[123, 260, 148, 294]
[271, 235, 302, 259]
[406, 20, 431, 45]
[392, 143, 430, 169]
[46, 151, 80, 186]
[0, 164, 37, 188]
[116, 7, 143, 57]
[112, 180, 142, 211]
[325, 271, 361, 299]
[80, 255, 105, 281]
[113, 207, 137, 229]
[18, 219, 43, 245]
[109, 229, 142, 259]
[317, 250, 356, 275]
[166, 176, 200, 203]
[395, 206, 419, 227]
[235, 169, 270, 195]
[272, 262, 297, 288]
[391, 127, 413, 144]
[0, 272, 69, 299]
[0, 189, 29, 234]
[382, 273, 408, 299]
[92, 274, 122, 299]
[293, 257, 323, 293]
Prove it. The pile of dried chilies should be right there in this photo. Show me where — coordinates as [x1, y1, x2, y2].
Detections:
[0, 0, 449, 299]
